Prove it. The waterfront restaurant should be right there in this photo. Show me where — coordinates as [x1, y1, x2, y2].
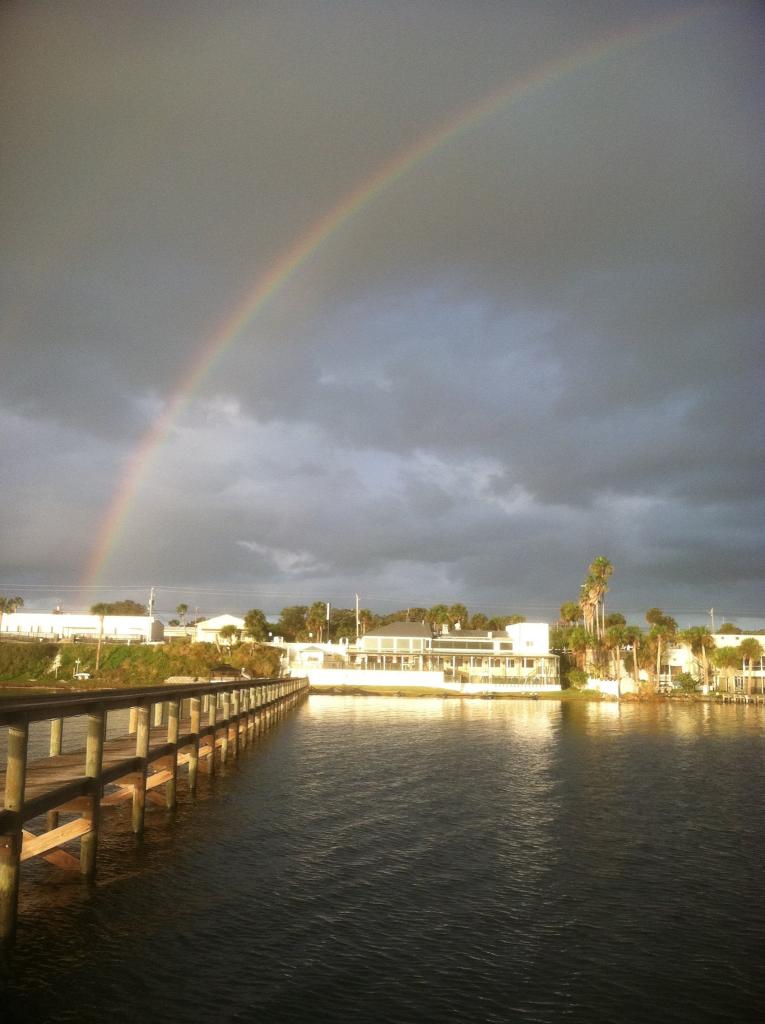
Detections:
[351, 621, 559, 685]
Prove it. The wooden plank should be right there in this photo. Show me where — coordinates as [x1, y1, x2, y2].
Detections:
[21, 819, 92, 862]
[42, 849, 80, 871]
[100, 787, 134, 807]
[145, 770, 173, 791]
[56, 797, 93, 814]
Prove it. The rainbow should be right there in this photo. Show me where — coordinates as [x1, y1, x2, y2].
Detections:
[82, 4, 709, 588]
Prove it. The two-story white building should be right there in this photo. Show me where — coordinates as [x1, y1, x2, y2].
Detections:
[351, 621, 558, 684]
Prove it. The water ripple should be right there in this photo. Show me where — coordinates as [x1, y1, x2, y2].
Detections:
[2, 697, 765, 1023]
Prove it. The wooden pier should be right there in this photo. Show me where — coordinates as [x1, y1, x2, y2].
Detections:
[0, 675, 308, 939]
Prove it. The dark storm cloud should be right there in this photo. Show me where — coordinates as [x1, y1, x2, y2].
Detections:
[2, 0, 764, 620]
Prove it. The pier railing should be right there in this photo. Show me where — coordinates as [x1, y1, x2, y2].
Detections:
[0, 675, 308, 939]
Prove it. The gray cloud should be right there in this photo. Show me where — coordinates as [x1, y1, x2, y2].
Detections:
[2, 0, 764, 623]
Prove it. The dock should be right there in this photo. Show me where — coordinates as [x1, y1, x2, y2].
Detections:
[0, 675, 308, 939]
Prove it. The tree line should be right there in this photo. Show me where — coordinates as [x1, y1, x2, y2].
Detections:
[553, 557, 764, 692]
[233, 603, 527, 644]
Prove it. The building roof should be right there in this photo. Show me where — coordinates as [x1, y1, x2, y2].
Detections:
[196, 614, 245, 630]
[363, 621, 432, 638]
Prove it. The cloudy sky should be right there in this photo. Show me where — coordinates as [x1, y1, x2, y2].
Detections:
[2, 0, 763, 625]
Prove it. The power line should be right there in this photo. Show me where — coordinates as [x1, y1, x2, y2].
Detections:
[2, 582, 761, 619]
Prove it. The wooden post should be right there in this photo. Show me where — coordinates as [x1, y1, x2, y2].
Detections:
[247, 687, 255, 741]
[188, 696, 201, 794]
[47, 718, 64, 831]
[152, 701, 163, 728]
[50, 717, 63, 756]
[208, 690, 217, 776]
[221, 692, 231, 764]
[0, 716, 29, 940]
[132, 703, 150, 835]
[231, 689, 240, 758]
[165, 699, 180, 810]
[128, 706, 138, 734]
[239, 688, 248, 750]
[81, 705, 105, 878]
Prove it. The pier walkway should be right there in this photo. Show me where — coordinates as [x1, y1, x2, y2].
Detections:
[0, 675, 308, 939]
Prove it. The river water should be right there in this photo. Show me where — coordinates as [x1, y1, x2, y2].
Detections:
[1, 696, 764, 1023]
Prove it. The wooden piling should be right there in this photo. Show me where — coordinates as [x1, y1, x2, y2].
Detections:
[165, 699, 180, 810]
[208, 692, 217, 776]
[0, 717, 29, 940]
[188, 696, 201, 794]
[132, 703, 150, 835]
[221, 692, 231, 764]
[47, 718, 64, 831]
[80, 706, 105, 878]
[231, 690, 240, 758]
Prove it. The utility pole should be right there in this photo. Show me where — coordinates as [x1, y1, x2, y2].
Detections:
[326, 602, 331, 644]
[710, 608, 715, 633]
[148, 587, 156, 617]
[355, 594, 360, 641]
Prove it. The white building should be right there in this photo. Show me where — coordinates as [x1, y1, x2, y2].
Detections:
[193, 614, 246, 644]
[0, 612, 163, 643]
[278, 641, 350, 674]
[662, 633, 765, 692]
[286, 621, 560, 692]
[352, 621, 557, 682]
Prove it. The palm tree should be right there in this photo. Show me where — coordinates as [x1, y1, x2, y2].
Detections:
[559, 601, 582, 627]
[90, 602, 110, 672]
[176, 603, 189, 626]
[739, 638, 763, 695]
[568, 625, 594, 672]
[447, 604, 469, 629]
[679, 626, 715, 690]
[645, 608, 677, 688]
[306, 602, 328, 642]
[243, 608, 269, 643]
[577, 557, 613, 641]
[588, 556, 614, 638]
[579, 576, 597, 635]
[712, 646, 741, 693]
[604, 624, 628, 680]
[0, 595, 24, 637]
[218, 624, 240, 649]
[623, 625, 643, 686]
[428, 604, 450, 629]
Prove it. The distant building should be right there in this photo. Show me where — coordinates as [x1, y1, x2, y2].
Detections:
[352, 620, 558, 684]
[661, 633, 765, 692]
[193, 614, 246, 644]
[0, 612, 163, 643]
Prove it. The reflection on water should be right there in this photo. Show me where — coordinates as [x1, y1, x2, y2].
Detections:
[2, 696, 764, 1023]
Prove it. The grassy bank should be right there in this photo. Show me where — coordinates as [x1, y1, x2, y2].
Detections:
[0, 640, 281, 690]
[309, 684, 614, 700]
